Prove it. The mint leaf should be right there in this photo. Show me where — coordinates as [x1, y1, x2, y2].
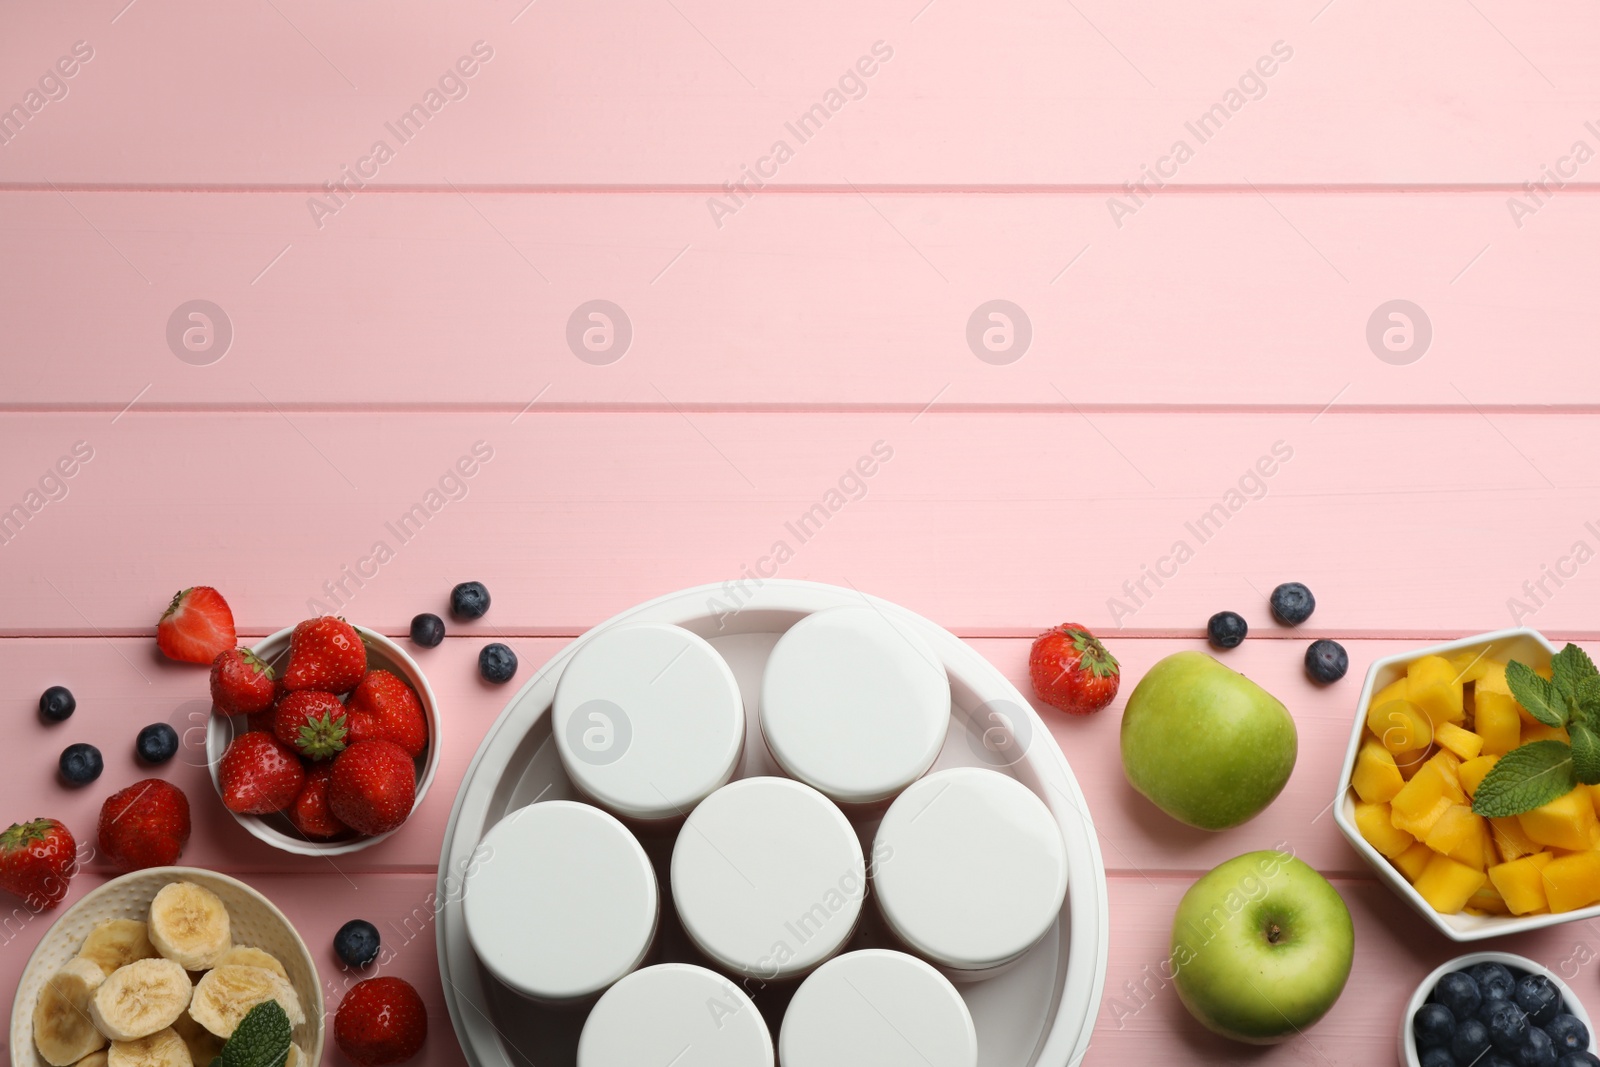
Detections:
[1572, 724, 1600, 785]
[1472, 740, 1577, 817]
[1577, 677, 1600, 723]
[1554, 643, 1599, 692]
[219, 1000, 291, 1067]
[1508, 661, 1566, 727]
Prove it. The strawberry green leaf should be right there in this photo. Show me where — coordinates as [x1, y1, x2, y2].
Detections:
[1472, 740, 1577, 818]
[1572, 724, 1600, 786]
[1508, 661, 1566, 727]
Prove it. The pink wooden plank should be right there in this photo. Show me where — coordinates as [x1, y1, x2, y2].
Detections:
[0, 411, 1591, 636]
[0, 0, 1596, 186]
[0, 190, 1596, 408]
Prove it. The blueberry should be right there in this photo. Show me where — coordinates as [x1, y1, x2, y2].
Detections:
[450, 581, 491, 621]
[38, 686, 76, 723]
[1419, 1048, 1455, 1067]
[1415, 1003, 1457, 1049]
[409, 613, 445, 648]
[58, 743, 103, 786]
[1206, 611, 1248, 649]
[1518, 975, 1563, 1026]
[1436, 971, 1483, 1020]
[478, 643, 517, 684]
[1474, 963, 1518, 1002]
[1455, 1018, 1494, 1063]
[333, 919, 380, 968]
[1521, 1026, 1560, 1067]
[1305, 639, 1349, 684]
[1547, 1015, 1592, 1053]
[135, 723, 179, 764]
[1557, 1053, 1600, 1067]
[1270, 581, 1316, 625]
[1487, 999, 1530, 1051]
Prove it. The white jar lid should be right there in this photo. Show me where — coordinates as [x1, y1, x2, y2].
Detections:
[463, 801, 658, 1002]
[553, 622, 745, 821]
[759, 606, 950, 805]
[672, 777, 864, 980]
[577, 963, 774, 1067]
[779, 950, 976, 1067]
[873, 767, 1068, 973]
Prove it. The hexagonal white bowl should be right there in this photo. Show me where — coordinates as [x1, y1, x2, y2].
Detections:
[206, 624, 441, 856]
[1331, 627, 1600, 941]
[1399, 951, 1595, 1065]
[8, 867, 325, 1067]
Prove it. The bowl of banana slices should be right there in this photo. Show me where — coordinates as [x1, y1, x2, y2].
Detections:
[9, 867, 323, 1067]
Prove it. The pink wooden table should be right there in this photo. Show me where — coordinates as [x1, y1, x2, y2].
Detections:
[3, 1, 1599, 1062]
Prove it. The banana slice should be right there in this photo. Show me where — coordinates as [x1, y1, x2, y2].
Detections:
[169, 1011, 222, 1066]
[88, 957, 192, 1042]
[285, 1043, 307, 1067]
[33, 957, 109, 1067]
[74, 1052, 109, 1067]
[78, 920, 161, 977]
[215, 945, 288, 980]
[188, 965, 304, 1038]
[106, 1027, 192, 1067]
[148, 883, 232, 971]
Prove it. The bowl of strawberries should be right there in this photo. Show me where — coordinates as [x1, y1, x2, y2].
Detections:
[205, 616, 440, 856]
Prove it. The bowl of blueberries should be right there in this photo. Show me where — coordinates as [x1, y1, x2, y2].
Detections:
[1406, 952, 1596, 1067]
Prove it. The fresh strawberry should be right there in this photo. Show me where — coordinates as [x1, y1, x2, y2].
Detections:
[335, 976, 427, 1066]
[210, 647, 277, 716]
[347, 671, 428, 757]
[345, 708, 382, 746]
[288, 763, 349, 840]
[328, 741, 416, 837]
[282, 616, 367, 693]
[98, 779, 191, 871]
[0, 819, 77, 910]
[156, 587, 236, 664]
[1028, 622, 1121, 715]
[219, 732, 307, 815]
[273, 690, 352, 760]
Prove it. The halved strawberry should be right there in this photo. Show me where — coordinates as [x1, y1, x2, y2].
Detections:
[156, 587, 236, 665]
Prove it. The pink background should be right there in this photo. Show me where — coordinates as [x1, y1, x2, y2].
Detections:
[3, 0, 1598, 1062]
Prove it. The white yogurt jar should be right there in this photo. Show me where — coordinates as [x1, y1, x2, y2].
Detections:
[463, 801, 658, 1003]
[672, 777, 865, 981]
[553, 622, 745, 823]
[872, 767, 1068, 980]
[759, 606, 950, 806]
[779, 949, 976, 1067]
[578, 963, 774, 1067]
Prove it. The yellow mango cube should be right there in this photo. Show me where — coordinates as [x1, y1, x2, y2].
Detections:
[1466, 884, 1511, 915]
[1367, 699, 1433, 756]
[1488, 855, 1552, 915]
[1409, 655, 1466, 726]
[1450, 649, 1499, 684]
[1425, 805, 1490, 869]
[1414, 853, 1488, 913]
[1356, 801, 1416, 858]
[1352, 742, 1406, 804]
[1396, 746, 1433, 780]
[1392, 796, 1454, 839]
[1393, 841, 1436, 882]
[1475, 691, 1522, 755]
[1436, 722, 1485, 761]
[1371, 676, 1410, 708]
[1393, 763, 1451, 818]
[1523, 721, 1571, 745]
[1459, 755, 1499, 798]
[1490, 816, 1543, 862]
[1519, 790, 1599, 851]
[1478, 661, 1511, 696]
[1587, 783, 1600, 816]
[1541, 851, 1600, 913]
[1425, 751, 1467, 802]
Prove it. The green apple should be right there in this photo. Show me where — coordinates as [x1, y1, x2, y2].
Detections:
[1170, 850, 1354, 1043]
[1121, 651, 1296, 829]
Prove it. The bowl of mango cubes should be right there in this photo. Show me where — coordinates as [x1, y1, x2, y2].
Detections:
[1335, 628, 1600, 940]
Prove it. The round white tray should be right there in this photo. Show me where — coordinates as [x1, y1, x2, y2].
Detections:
[435, 580, 1109, 1067]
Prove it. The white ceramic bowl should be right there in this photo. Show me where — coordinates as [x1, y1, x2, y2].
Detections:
[206, 624, 441, 855]
[8, 867, 325, 1067]
[1330, 628, 1600, 941]
[1399, 951, 1595, 1065]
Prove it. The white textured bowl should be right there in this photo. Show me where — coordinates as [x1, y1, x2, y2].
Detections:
[8, 867, 325, 1067]
[1399, 951, 1595, 1065]
[1330, 628, 1600, 941]
[206, 624, 441, 855]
